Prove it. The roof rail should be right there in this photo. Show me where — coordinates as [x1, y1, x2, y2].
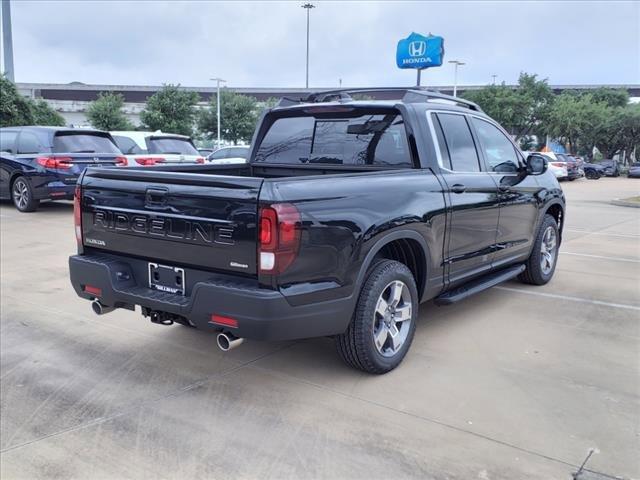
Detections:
[275, 87, 483, 112]
[402, 89, 483, 112]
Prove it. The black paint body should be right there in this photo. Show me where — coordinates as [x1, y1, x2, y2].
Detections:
[69, 99, 565, 341]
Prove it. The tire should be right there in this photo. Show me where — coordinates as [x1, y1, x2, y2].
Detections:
[519, 214, 559, 285]
[335, 260, 418, 374]
[11, 176, 39, 212]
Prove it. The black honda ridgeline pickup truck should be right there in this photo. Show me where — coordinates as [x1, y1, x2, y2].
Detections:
[69, 89, 565, 373]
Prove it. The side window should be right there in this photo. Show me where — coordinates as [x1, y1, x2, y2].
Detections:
[471, 118, 520, 173]
[436, 113, 481, 172]
[17, 132, 42, 154]
[431, 114, 451, 170]
[1, 131, 18, 153]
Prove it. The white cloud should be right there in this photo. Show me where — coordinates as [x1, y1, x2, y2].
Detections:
[8, 0, 640, 87]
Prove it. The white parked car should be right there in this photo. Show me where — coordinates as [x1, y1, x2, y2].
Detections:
[535, 152, 567, 179]
[207, 146, 250, 164]
[110, 131, 206, 166]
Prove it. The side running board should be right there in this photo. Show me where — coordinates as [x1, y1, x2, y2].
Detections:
[435, 264, 525, 305]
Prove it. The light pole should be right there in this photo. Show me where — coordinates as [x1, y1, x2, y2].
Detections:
[301, 3, 315, 88]
[2, 0, 15, 82]
[210, 77, 226, 148]
[448, 60, 465, 97]
[492, 74, 498, 85]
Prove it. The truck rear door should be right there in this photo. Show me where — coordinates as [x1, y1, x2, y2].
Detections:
[79, 167, 263, 275]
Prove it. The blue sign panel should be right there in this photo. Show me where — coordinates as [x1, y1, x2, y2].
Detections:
[396, 32, 444, 69]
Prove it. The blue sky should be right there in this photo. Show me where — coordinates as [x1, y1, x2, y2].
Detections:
[6, 0, 640, 88]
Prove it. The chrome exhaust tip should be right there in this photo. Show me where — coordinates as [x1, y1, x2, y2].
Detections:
[91, 299, 115, 315]
[216, 332, 244, 351]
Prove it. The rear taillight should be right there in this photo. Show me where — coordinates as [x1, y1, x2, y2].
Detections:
[551, 162, 564, 167]
[196, 157, 205, 164]
[74, 186, 82, 244]
[258, 203, 300, 274]
[135, 157, 165, 166]
[37, 156, 72, 169]
[115, 156, 128, 166]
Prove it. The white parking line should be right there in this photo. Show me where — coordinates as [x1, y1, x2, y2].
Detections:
[565, 228, 639, 239]
[495, 286, 640, 311]
[561, 252, 640, 263]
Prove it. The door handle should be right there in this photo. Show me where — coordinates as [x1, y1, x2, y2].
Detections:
[450, 184, 466, 194]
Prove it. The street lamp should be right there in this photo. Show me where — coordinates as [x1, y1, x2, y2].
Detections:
[448, 60, 465, 97]
[301, 3, 315, 88]
[2, 0, 15, 82]
[210, 77, 226, 149]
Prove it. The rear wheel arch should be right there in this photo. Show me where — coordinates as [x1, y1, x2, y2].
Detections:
[357, 230, 430, 300]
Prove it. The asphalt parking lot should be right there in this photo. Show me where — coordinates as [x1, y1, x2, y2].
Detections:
[1, 177, 638, 480]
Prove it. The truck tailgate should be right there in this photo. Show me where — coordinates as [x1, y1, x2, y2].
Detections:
[80, 167, 263, 275]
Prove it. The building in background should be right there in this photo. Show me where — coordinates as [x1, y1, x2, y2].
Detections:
[15, 82, 640, 128]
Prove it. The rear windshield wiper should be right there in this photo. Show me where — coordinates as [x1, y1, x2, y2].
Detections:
[72, 150, 96, 153]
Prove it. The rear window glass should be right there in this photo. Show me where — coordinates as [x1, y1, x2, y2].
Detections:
[112, 135, 144, 155]
[147, 137, 198, 155]
[254, 111, 413, 167]
[53, 133, 120, 154]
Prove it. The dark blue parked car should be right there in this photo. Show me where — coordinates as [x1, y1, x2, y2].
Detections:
[0, 127, 126, 212]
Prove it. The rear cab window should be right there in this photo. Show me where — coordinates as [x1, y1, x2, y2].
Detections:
[146, 137, 199, 155]
[53, 132, 120, 153]
[254, 108, 414, 168]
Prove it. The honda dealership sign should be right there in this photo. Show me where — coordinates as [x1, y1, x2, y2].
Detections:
[396, 32, 444, 69]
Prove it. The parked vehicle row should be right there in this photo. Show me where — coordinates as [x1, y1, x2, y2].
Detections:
[111, 131, 206, 166]
[532, 151, 584, 181]
[1, 126, 249, 211]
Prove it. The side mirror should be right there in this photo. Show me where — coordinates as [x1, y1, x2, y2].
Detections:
[526, 154, 547, 175]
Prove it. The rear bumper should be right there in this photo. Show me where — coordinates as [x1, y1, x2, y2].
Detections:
[69, 254, 354, 341]
[27, 174, 76, 200]
[34, 183, 75, 200]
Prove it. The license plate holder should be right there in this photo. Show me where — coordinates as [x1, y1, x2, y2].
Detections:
[148, 263, 185, 295]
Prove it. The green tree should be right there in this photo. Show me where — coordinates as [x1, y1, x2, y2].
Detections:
[463, 73, 554, 143]
[140, 84, 199, 136]
[545, 93, 592, 153]
[619, 104, 640, 162]
[1, 75, 34, 126]
[30, 99, 65, 126]
[86, 92, 132, 130]
[1, 76, 66, 127]
[261, 97, 280, 110]
[594, 104, 640, 161]
[197, 90, 259, 145]
[589, 87, 629, 108]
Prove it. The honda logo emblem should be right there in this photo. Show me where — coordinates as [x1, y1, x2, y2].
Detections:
[408, 40, 426, 57]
